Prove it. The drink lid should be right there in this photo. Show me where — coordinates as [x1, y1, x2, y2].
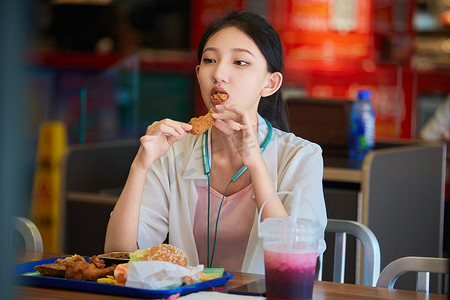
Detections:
[257, 190, 324, 252]
[257, 189, 321, 238]
[358, 90, 371, 100]
[260, 217, 322, 241]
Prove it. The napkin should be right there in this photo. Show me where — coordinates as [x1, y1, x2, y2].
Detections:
[125, 261, 204, 290]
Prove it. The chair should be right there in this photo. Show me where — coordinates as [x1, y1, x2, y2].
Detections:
[376, 256, 450, 294]
[60, 140, 139, 255]
[316, 219, 381, 287]
[12, 216, 43, 252]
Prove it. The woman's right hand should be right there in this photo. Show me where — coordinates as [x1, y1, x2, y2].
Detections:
[134, 119, 192, 170]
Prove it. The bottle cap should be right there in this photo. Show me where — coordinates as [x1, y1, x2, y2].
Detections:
[358, 90, 371, 100]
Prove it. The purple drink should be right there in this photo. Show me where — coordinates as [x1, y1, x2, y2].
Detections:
[264, 248, 317, 300]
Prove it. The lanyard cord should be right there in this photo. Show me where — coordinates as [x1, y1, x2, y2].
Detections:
[206, 173, 232, 268]
[202, 118, 273, 268]
[206, 174, 211, 268]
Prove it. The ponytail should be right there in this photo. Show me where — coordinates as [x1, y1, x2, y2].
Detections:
[258, 90, 289, 132]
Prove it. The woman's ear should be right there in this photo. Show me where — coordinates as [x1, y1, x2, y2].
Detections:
[195, 65, 200, 80]
[261, 72, 283, 97]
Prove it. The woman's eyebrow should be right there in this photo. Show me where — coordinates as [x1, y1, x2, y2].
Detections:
[203, 47, 255, 58]
[232, 48, 255, 58]
[203, 47, 218, 54]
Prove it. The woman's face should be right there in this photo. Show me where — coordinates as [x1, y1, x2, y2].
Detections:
[196, 26, 274, 114]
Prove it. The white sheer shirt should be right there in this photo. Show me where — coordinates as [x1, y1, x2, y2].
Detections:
[137, 114, 327, 274]
[421, 95, 450, 141]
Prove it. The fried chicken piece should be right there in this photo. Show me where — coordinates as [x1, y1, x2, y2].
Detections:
[55, 254, 85, 265]
[34, 254, 85, 277]
[33, 263, 66, 277]
[188, 109, 214, 135]
[65, 255, 116, 282]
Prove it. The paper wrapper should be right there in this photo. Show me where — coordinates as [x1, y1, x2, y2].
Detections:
[125, 261, 204, 290]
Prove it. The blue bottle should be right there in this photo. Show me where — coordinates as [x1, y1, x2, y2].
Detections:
[348, 90, 375, 161]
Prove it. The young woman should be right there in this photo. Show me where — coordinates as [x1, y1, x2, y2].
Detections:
[105, 11, 327, 274]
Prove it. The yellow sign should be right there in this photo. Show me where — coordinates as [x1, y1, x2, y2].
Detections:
[30, 121, 67, 252]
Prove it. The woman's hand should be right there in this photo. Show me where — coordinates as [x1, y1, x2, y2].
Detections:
[134, 119, 192, 170]
[212, 104, 261, 167]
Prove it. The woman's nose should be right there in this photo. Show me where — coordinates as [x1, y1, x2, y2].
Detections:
[212, 62, 229, 84]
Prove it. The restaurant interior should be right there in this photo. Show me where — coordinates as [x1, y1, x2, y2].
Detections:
[2, 0, 450, 299]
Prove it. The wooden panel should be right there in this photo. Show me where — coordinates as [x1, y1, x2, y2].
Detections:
[287, 97, 352, 156]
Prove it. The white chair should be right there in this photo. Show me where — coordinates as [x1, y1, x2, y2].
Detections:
[12, 216, 43, 252]
[317, 219, 381, 287]
[376, 256, 450, 294]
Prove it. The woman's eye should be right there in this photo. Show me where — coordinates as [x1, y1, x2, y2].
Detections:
[234, 60, 249, 66]
[203, 58, 215, 64]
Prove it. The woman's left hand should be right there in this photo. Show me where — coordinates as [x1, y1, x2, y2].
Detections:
[212, 104, 261, 167]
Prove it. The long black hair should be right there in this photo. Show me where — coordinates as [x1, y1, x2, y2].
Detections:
[197, 11, 289, 132]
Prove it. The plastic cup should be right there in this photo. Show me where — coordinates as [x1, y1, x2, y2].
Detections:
[260, 217, 322, 300]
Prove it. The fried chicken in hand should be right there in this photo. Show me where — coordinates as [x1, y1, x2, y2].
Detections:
[188, 109, 214, 135]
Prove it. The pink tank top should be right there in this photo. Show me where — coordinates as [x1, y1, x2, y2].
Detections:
[193, 184, 256, 272]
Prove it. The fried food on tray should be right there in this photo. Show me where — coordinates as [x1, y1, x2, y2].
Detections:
[130, 243, 189, 267]
[97, 275, 124, 285]
[33, 262, 66, 277]
[33, 254, 85, 277]
[33, 254, 116, 282]
[113, 262, 129, 284]
[65, 255, 116, 281]
[188, 109, 214, 135]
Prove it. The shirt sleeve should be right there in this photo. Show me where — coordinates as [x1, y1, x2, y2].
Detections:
[420, 96, 450, 141]
[137, 155, 172, 249]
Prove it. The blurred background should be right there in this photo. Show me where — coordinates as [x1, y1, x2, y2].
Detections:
[25, 0, 450, 146]
[2, 0, 450, 296]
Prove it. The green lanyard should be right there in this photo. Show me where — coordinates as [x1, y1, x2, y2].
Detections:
[201, 118, 273, 267]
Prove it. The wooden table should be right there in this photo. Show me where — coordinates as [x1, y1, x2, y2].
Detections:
[14, 252, 446, 300]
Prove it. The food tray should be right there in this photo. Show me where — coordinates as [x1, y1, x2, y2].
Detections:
[14, 257, 233, 299]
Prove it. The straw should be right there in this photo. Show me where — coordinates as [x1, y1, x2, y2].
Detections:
[257, 191, 292, 238]
[258, 186, 323, 254]
[287, 185, 302, 249]
[289, 185, 302, 225]
[257, 187, 320, 239]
